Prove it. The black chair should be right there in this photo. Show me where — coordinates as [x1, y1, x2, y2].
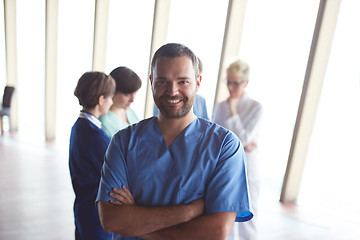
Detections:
[0, 86, 15, 135]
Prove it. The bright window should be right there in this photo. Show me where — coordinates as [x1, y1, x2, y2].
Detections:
[0, 3, 5, 90]
[16, 0, 45, 141]
[167, 0, 229, 118]
[56, 0, 95, 143]
[106, 0, 155, 119]
[299, 0, 360, 231]
[238, 0, 320, 199]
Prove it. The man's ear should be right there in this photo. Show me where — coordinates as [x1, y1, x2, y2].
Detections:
[149, 75, 152, 84]
[196, 74, 202, 92]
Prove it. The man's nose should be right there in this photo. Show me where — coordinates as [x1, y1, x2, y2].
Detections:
[166, 82, 179, 96]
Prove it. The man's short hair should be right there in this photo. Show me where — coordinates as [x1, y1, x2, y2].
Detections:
[198, 57, 203, 74]
[151, 43, 199, 77]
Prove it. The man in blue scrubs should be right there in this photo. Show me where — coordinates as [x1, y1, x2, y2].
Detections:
[96, 43, 252, 240]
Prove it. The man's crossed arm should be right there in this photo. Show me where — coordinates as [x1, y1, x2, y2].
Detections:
[98, 186, 236, 240]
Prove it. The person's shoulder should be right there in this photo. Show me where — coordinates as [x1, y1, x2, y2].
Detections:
[125, 108, 137, 115]
[249, 97, 261, 106]
[125, 108, 139, 122]
[247, 97, 263, 115]
[196, 94, 206, 102]
[113, 117, 156, 138]
[213, 100, 228, 114]
[73, 118, 98, 132]
[215, 99, 228, 107]
[198, 118, 233, 138]
[109, 117, 156, 152]
[100, 110, 115, 120]
[130, 116, 155, 129]
[98, 112, 107, 121]
[198, 118, 241, 147]
[100, 113, 116, 135]
[245, 93, 262, 108]
[72, 118, 110, 143]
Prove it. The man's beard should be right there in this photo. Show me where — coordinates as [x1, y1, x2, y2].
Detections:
[154, 94, 194, 119]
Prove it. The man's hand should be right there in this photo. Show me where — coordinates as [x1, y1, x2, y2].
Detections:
[98, 196, 205, 237]
[109, 185, 135, 205]
[140, 212, 237, 240]
[102, 188, 234, 239]
[109, 186, 204, 217]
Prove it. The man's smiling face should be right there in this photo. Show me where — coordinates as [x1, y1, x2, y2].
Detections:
[151, 56, 200, 119]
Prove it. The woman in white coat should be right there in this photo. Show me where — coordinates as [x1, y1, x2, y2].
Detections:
[213, 59, 263, 240]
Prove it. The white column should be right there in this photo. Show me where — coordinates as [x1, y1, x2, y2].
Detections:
[280, 0, 342, 203]
[45, 0, 59, 140]
[4, 0, 18, 131]
[144, 0, 171, 118]
[92, 0, 110, 72]
[213, 0, 248, 108]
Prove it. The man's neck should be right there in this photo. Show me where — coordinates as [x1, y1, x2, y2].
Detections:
[157, 112, 197, 147]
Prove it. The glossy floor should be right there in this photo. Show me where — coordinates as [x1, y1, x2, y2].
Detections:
[0, 134, 359, 240]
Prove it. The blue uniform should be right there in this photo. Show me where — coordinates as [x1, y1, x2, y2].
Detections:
[96, 117, 252, 240]
[153, 94, 209, 120]
[69, 112, 112, 240]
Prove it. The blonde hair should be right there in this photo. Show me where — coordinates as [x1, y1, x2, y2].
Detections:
[226, 59, 249, 82]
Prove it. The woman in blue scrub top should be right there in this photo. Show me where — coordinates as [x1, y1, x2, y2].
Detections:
[69, 71, 115, 240]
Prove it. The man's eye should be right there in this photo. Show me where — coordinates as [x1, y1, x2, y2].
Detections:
[179, 81, 188, 85]
[157, 80, 166, 85]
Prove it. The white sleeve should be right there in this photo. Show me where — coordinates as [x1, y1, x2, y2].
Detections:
[224, 104, 263, 146]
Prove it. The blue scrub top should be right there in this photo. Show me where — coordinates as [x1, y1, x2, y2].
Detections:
[96, 117, 252, 239]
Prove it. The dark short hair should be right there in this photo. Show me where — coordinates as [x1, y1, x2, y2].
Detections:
[198, 57, 203, 74]
[109, 67, 142, 94]
[151, 43, 199, 77]
[74, 71, 115, 109]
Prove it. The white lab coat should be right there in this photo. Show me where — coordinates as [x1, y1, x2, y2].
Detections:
[213, 92, 263, 240]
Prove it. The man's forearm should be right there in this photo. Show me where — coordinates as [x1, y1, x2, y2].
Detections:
[98, 199, 204, 237]
[140, 212, 237, 240]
